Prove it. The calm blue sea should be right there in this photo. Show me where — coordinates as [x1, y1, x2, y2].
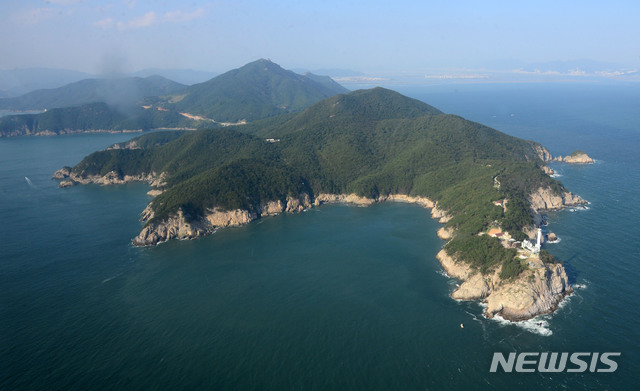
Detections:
[1, 83, 638, 390]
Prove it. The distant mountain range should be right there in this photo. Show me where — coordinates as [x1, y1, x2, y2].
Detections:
[0, 68, 218, 98]
[0, 68, 94, 97]
[129, 68, 218, 86]
[0, 60, 349, 137]
[292, 68, 364, 77]
[0, 76, 187, 111]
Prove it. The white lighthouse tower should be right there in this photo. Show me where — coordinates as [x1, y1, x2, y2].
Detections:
[535, 228, 542, 253]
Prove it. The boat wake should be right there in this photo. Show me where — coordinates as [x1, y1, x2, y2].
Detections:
[24, 176, 36, 189]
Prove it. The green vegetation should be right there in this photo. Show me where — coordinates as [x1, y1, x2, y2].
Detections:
[0, 60, 348, 137]
[539, 249, 560, 264]
[0, 103, 200, 136]
[0, 103, 127, 135]
[446, 235, 517, 274]
[110, 130, 186, 150]
[0, 75, 186, 111]
[152, 159, 310, 219]
[167, 59, 349, 122]
[67, 87, 569, 277]
[499, 257, 526, 280]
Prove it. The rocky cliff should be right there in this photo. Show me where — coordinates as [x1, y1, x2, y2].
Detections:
[541, 166, 555, 176]
[131, 193, 444, 246]
[437, 249, 572, 321]
[53, 168, 167, 189]
[132, 194, 314, 246]
[484, 263, 572, 320]
[531, 144, 553, 162]
[528, 187, 587, 211]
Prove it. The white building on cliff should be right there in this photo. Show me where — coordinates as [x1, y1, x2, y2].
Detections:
[522, 228, 543, 254]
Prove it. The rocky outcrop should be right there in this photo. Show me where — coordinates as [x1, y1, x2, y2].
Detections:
[132, 209, 214, 246]
[528, 187, 587, 212]
[260, 200, 286, 216]
[436, 250, 473, 280]
[53, 166, 72, 179]
[555, 151, 594, 164]
[453, 272, 492, 300]
[313, 193, 377, 206]
[379, 194, 435, 208]
[313, 193, 437, 209]
[531, 144, 553, 162]
[430, 203, 451, 223]
[541, 166, 555, 176]
[438, 249, 572, 321]
[132, 194, 314, 246]
[107, 140, 141, 150]
[53, 168, 167, 189]
[437, 227, 454, 240]
[204, 208, 258, 228]
[285, 193, 313, 212]
[484, 263, 572, 321]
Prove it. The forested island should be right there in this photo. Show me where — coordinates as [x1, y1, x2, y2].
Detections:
[52, 65, 590, 321]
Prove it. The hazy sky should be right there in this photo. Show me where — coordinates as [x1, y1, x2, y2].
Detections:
[1, 0, 639, 74]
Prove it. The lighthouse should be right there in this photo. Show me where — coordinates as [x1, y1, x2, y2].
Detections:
[535, 228, 542, 253]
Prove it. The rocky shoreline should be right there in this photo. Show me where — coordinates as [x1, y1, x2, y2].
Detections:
[436, 186, 585, 321]
[126, 187, 578, 322]
[53, 167, 167, 189]
[53, 165, 585, 322]
[130, 192, 450, 246]
[438, 249, 573, 321]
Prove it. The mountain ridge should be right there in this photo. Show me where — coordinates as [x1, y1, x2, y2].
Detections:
[0, 60, 349, 137]
[166, 59, 349, 122]
[0, 75, 187, 111]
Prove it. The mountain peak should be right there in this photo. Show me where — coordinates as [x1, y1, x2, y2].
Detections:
[327, 87, 442, 118]
[171, 60, 348, 122]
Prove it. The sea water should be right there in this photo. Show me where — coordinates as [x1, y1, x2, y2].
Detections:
[1, 83, 638, 390]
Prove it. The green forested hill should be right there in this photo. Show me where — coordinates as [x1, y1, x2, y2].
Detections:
[66, 87, 565, 275]
[165, 59, 350, 122]
[0, 75, 187, 111]
[0, 103, 200, 136]
[70, 87, 559, 237]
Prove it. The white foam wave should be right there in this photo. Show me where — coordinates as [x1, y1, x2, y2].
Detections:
[491, 314, 554, 336]
[573, 283, 587, 290]
[477, 303, 554, 336]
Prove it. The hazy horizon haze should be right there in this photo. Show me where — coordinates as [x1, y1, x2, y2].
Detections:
[1, 0, 638, 77]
